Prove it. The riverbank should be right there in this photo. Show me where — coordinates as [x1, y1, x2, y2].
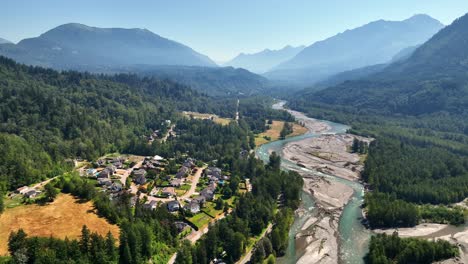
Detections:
[274, 102, 370, 263]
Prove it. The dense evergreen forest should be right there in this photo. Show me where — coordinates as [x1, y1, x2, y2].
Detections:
[0, 56, 289, 193]
[175, 153, 303, 264]
[286, 13, 468, 261]
[0, 56, 302, 263]
[366, 232, 459, 264]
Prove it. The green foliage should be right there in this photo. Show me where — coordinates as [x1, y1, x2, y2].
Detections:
[176, 154, 302, 263]
[366, 232, 459, 264]
[44, 182, 59, 202]
[8, 227, 118, 264]
[0, 56, 231, 191]
[279, 122, 293, 139]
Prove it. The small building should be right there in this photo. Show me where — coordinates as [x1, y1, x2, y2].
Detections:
[200, 188, 215, 201]
[110, 183, 123, 193]
[170, 178, 182, 188]
[144, 200, 158, 211]
[174, 221, 190, 233]
[16, 186, 30, 195]
[167, 200, 180, 212]
[86, 168, 98, 177]
[161, 187, 176, 197]
[184, 201, 200, 214]
[133, 169, 147, 185]
[25, 189, 40, 198]
[98, 178, 112, 186]
[206, 167, 222, 179]
[176, 166, 190, 179]
[192, 195, 206, 206]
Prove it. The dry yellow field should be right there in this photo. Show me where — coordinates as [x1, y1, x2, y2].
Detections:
[0, 194, 120, 255]
[255, 121, 308, 146]
[182, 111, 232, 125]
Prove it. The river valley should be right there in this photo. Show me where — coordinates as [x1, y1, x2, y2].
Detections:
[256, 101, 468, 264]
[256, 101, 371, 264]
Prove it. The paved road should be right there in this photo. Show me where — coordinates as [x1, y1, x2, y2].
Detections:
[140, 166, 206, 203]
[237, 223, 273, 264]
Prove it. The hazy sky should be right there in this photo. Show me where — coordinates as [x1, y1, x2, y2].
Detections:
[2, 0, 468, 62]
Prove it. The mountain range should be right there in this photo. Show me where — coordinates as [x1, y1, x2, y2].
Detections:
[295, 13, 468, 116]
[265, 14, 444, 86]
[0, 37, 11, 44]
[224, 45, 305, 73]
[0, 23, 216, 69]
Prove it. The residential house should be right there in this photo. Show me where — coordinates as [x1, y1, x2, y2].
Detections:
[143, 200, 158, 211]
[200, 188, 215, 201]
[161, 187, 176, 197]
[174, 221, 190, 233]
[183, 158, 196, 169]
[167, 200, 180, 212]
[133, 169, 147, 185]
[176, 166, 190, 179]
[184, 201, 200, 214]
[206, 167, 222, 179]
[98, 178, 112, 186]
[86, 168, 98, 177]
[110, 183, 123, 193]
[170, 178, 182, 188]
[192, 195, 206, 207]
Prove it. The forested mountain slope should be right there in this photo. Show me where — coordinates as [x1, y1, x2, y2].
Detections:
[295, 13, 468, 116]
[113, 64, 270, 96]
[289, 13, 468, 230]
[0, 56, 227, 189]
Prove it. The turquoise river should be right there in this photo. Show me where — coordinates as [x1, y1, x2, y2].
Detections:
[255, 103, 371, 264]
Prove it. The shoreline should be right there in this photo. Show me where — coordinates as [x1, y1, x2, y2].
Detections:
[276, 102, 369, 264]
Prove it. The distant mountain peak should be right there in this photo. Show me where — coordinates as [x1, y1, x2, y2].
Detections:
[0, 23, 216, 69]
[0, 37, 12, 44]
[266, 14, 444, 85]
[224, 45, 305, 73]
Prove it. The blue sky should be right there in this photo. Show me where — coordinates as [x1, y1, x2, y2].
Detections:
[2, 0, 468, 62]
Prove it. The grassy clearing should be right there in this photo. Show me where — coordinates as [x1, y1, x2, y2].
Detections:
[182, 111, 232, 126]
[255, 121, 308, 146]
[188, 212, 212, 229]
[0, 194, 120, 256]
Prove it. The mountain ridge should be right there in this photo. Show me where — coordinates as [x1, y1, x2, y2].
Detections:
[224, 45, 305, 73]
[0, 23, 217, 69]
[265, 14, 444, 86]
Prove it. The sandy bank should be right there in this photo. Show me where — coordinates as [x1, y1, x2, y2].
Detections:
[283, 134, 370, 181]
[292, 175, 353, 264]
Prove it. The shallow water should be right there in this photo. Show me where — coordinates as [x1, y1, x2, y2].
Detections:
[256, 103, 370, 264]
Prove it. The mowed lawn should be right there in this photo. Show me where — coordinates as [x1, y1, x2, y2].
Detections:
[255, 121, 308, 146]
[0, 194, 120, 255]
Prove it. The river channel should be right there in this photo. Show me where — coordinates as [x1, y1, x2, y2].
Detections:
[255, 102, 370, 264]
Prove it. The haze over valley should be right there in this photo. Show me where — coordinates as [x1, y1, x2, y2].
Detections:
[1, 1, 468, 264]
